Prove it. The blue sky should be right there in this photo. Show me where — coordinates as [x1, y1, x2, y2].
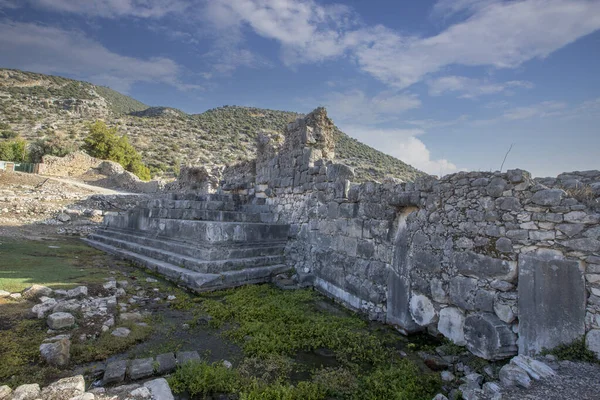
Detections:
[0, 0, 599, 177]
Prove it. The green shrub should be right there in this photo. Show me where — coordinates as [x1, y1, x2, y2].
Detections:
[83, 121, 151, 180]
[354, 361, 441, 400]
[28, 132, 77, 162]
[542, 338, 599, 363]
[240, 381, 326, 400]
[0, 138, 28, 162]
[168, 361, 242, 397]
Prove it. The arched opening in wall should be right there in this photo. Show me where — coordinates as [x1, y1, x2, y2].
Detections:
[386, 206, 421, 334]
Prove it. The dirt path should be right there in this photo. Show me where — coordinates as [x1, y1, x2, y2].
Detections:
[40, 175, 139, 195]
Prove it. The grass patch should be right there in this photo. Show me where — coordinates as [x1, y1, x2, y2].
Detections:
[166, 284, 442, 400]
[0, 318, 63, 387]
[0, 238, 109, 292]
[71, 321, 153, 364]
[542, 338, 599, 364]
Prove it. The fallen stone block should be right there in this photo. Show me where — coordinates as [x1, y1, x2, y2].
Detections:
[47, 312, 75, 330]
[144, 378, 175, 400]
[176, 351, 201, 365]
[10, 383, 40, 400]
[499, 363, 531, 388]
[156, 353, 177, 374]
[39, 338, 70, 367]
[509, 355, 555, 380]
[464, 312, 517, 360]
[40, 375, 85, 400]
[66, 286, 88, 299]
[103, 360, 128, 384]
[128, 358, 154, 380]
[22, 284, 53, 300]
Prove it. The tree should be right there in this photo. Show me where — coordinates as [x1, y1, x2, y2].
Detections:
[0, 138, 28, 162]
[83, 121, 151, 181]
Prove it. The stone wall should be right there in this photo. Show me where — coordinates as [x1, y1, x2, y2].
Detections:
[38, 151, 102, 176]
[214, 108, 600, 360]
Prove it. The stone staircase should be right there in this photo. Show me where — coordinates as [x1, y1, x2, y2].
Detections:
[83, 193, 291, 292]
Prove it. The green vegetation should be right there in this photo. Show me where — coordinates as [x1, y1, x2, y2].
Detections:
[0, 238, 109, 292]
[168, 285, 441, 399]
[94, 85, 148, 115]
[0, 68, 426, 182]
[0, 138, 27, 162]
[70, 321, 153, 363]
[28, 131, 78, 162]
[83, 121, 151, 180]
[0, 318, 62, 388]
[542, 338, 599, 363]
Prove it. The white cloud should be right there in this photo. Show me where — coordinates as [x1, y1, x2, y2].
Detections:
[321, 89, 421, 124]
[341, 125, 458, 176]
[427, 76, 533, 98]
[430, 0, 499, 19]
[0, 21, 197, 93]
[200, 0, 600, 89]
[352, 0, 600, 88]
[471, 100, 568, 125]
[24, 0, 189, 18]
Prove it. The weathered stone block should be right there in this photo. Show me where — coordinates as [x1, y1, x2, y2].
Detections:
[530, 189, 565, 206]
[47, 312, 75, 330]
[128, 358, 154, 380]
[518, 253, 586, 355]
[449, 276, 495, 312]
[438, 307, 466, 345]
[409, 294, 437, 326]
[103, 360, 128, 384]
[464, 312, 517, 360]
[585, 329, 600, 359]
[454, 251, 516, 281]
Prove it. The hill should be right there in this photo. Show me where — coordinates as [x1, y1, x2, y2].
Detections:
[0, 68, 426, 182]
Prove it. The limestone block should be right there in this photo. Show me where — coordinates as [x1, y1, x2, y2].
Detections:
[449, 276, 495, 312]
[437, 307, 466, 345]
[47, 312, 75, 329]
[103, 360, 128, 384]
[144, 378, 175, 400]
[509, 355, 555, 380]
[499, 364, 531, 388]
[128, 358, 154, 380]
[586, 329, 600, 359]
[518, 253, 585, 355]
[39, 338, 70, 367]
[22, 284, 53, 300]
[40, 375, 85, 400]
[409, 294, 437, 326]
[531, 189, 565, 206]
[10, 384, 40, 400]
[454, 251, 516, 281]
[464, 312, 517, 360]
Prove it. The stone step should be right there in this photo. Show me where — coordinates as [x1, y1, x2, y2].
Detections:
[104, 213, 290, 243]
[144, 199, 241, 212]
[166, 192, 243, 202]
[82, 239, 290, 292]
[87, 233, 286, 273]
[91, 228, 286, 260]
[142, 208, 267, 223]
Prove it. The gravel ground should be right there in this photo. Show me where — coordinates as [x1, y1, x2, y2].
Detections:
[502, 360, 600, 400]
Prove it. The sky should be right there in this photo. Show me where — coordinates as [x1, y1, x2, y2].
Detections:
[0, 0, 599, 177]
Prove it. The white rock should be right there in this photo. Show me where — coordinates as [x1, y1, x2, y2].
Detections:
[441, 371, 455, 382]
[437, 307, 466, 345]
[409, 293, 437, 326]
[222, 360, 232, 369]
[32, 298, 58, 318]
[143, 378, 174, 400]
[22, 284, 53, 300]
[111, 327, 131, 338]
[146, 278, 158, 283]
[11, 383, 40, 400]
[510, 355, 555, 380]
[47, 312, 75, 329]
[130, 387, 151, 398]
[69, 393, 95, 400]
[585, 329, 600, 359]
[103, 281, 117, 290]
[0, 385, 12, 399]
[499, 364, 531, 388]
[66, 286, 88, 299]
[40, 375, 85, 399]
[0, 290, 10, 298]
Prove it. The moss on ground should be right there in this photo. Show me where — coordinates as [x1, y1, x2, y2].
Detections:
[168, 284, 441, 399]
[0, 237, 109, 292]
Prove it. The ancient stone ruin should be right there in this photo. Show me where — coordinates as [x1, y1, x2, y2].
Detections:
[85, 108, 600, 362]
